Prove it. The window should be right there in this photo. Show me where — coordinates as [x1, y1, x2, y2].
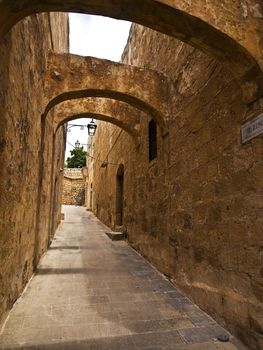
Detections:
[149, 119, 157, 161]
[116, 164, 124, 226]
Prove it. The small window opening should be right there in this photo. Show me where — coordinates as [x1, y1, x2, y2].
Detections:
[149, 119, 157, 161]
[116, 164, 124, 226]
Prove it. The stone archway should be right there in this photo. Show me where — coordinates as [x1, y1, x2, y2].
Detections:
[45, 53, 170, 135]
[47, 96, 145, 243]
[0, 0, 262, 103]
[40, 53, 171, 257]
[59, 113, 139, 142]
[52, 98, 143, 144]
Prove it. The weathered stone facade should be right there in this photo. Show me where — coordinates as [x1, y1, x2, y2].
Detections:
[0, 1, 262, 349]
[0, 13, 68, 325]
[62, 168, 85, 206]
[85, 138, 95, 211]
[1, 1, 262, 104]
[92, 23, 263, 349]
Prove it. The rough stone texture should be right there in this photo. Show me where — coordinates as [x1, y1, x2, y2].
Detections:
[0, 1, 262, 349]
[0, 206, 246, 350]
[0, 13, 68, 326]
[49, 126, 67, 241]
[53, 98, 141, 142]
[0, 0, 262, 104]
[45, 52, 170, 135]
[62, 169, 85, 206]
[85, 139, 95, 211]
[92, 24, 263, 349]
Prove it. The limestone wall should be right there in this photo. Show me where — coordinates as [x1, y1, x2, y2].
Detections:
[62, 169, 85, 206]
[85, 139, 95, 210]
[0, 13, 68, 324]
[93, 24, 263, 348]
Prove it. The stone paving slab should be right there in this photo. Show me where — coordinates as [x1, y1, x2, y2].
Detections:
[0, 206, 248, 350]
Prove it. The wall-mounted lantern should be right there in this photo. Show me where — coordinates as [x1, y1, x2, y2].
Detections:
[87, 119, 97, 137]
[75, 140, 80, 148]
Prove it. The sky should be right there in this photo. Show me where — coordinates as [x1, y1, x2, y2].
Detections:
[65, 14, 131, 159]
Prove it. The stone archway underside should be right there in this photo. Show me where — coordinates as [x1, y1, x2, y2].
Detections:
[0, 0, 262, 103]
[53, 98, 142, 142]
[45, 53, 170, 134]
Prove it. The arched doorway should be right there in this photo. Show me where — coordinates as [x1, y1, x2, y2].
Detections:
[116, 164, 124, 226]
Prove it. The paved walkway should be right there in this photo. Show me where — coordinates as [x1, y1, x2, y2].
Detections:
[0, 206, 247, 350]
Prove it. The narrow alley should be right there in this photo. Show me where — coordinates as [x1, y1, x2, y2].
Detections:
[0, 206, 246, 350]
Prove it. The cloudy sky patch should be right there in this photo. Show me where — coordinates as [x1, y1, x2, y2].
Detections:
[69, 14, 131, 61]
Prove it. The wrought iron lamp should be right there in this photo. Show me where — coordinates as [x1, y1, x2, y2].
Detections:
[87, 119, 97, 137]
[67, 119, 97, 137]
[75, 140, 80, 148]
[67, 124, 85, 132]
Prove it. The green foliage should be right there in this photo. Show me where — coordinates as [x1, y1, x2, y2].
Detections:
[66, 147, 86, 168]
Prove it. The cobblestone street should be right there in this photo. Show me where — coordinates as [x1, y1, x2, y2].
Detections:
[0, 206, 247, 349]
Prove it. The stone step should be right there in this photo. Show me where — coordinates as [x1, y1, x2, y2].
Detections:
[105, 231, 126, 241]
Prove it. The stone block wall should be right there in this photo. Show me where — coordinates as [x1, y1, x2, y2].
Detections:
[92, 24, 263, 348]
[85, 140, 95, 211]
[0, 13, 68, 325]
[62, 169, 85, 206]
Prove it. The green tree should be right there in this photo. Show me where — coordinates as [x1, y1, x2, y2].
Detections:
[66, 147, 87, 168]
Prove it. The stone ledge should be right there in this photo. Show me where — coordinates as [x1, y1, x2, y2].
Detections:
[105, 231, 126, 241]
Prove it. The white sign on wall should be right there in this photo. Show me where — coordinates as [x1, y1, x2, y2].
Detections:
[241, 113, 263, 143]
